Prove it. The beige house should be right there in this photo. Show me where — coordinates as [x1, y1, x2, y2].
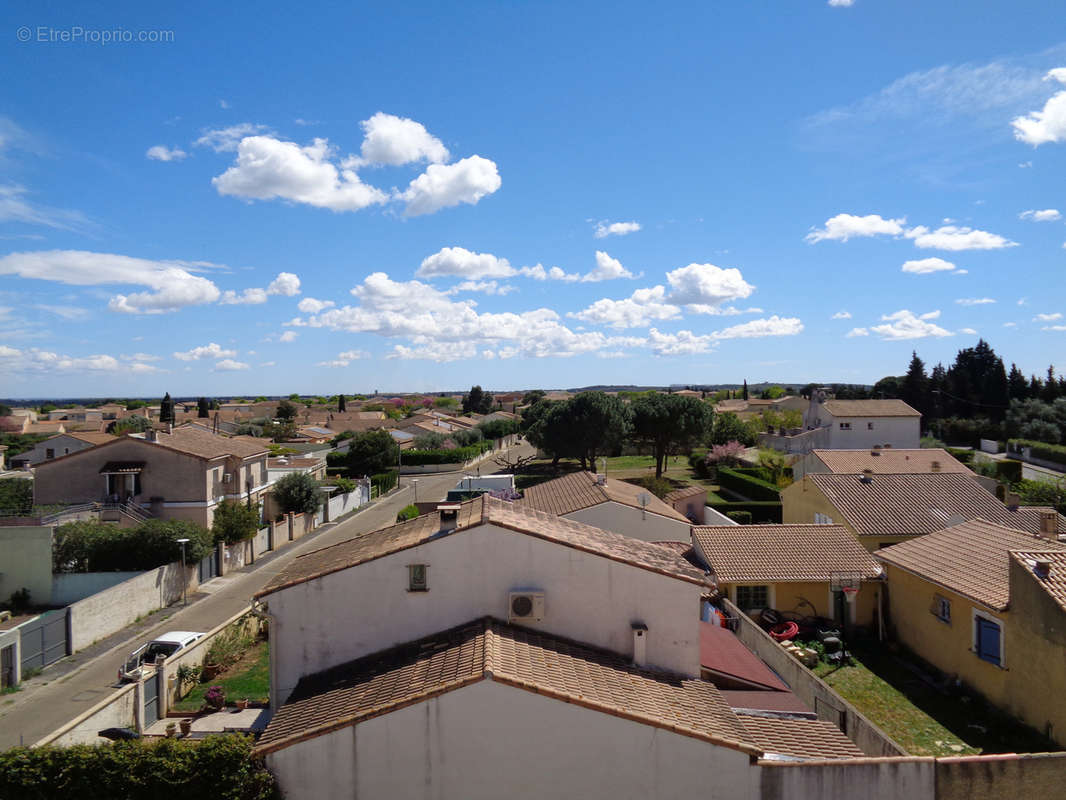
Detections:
[33, 426, 270, 528]
[513, 470, 693, 542]
[781, 472, 1064, 551]
[793, 448, 973, 480]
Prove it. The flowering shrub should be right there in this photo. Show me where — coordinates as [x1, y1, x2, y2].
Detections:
[705, 441, 745, 467]
[204, 685, 225, 710]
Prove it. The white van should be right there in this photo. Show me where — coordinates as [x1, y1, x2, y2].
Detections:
[118, 631, 203, 682]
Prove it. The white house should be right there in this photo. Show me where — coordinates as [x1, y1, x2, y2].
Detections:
[760, 394, 921, 454]
[10, 431, 114, 467]
[512, 470, 693, 542]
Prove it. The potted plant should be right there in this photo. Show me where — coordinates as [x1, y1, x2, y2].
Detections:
[236, 698, 249, 710]
[204, 685, 225, 712]
[165, 722, 177, 738]
[179, 718, 193, 736]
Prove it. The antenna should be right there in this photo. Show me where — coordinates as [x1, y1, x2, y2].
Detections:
[637, 492, 651, 520]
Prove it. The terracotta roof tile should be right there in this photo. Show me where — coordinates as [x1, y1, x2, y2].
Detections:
[255, 495, 708, 598]
[810, 448, 971, 475]
[64, 431, 116, 445]
[737, 714, 865, 759]
[1010, 551, 1066, 614]
[153, 426, 268, 460]
[692, 524, 882, 583]
[806, 473, 1065, 539]
[664, 485, 708, 504]
[875, 518, 1066, 610]
[820, 399, 920, 417]
[255, 618, 755, 756]
[719, 690, 812, 715]
[515, 471, 690, 522]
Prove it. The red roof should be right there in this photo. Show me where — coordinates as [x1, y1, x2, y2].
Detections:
[699, 622, 789, 692]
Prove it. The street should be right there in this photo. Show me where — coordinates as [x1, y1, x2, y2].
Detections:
[0, 442, 534, 749]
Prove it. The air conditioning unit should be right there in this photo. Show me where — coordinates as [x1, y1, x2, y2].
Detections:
[222, 473, 232, 483]
[508, 591, 545, 623]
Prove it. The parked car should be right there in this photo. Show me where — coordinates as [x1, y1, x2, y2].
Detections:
[118, 631, 204, 682]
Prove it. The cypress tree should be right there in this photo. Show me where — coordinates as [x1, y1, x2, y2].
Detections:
[160, 392, 175, 425]
[197, 397, 210, 418]
[338, 394, 347, 412]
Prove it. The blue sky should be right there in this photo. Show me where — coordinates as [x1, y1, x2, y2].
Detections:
[1, 0, 1065, 397]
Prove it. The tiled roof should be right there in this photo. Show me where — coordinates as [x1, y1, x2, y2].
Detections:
[1010, 551, 1066, 613]
[806, 472, 1065, 538]
[875, 518, 1066, 610]
[255, 495, 708, 598]
[514, 471, 690, 522]
[810, 448, 971, 475]
[691, 524, 882, 583]
[154, 427, 268, 460]
[737, 714, 865, 760]
[255, 617, 756, 757]
[700, 622, 790, 692]
[664, 485, 708, 504]
[820, 399, 920, 417]
[65, 431, 116, 445]
[719, 690, 812, 715]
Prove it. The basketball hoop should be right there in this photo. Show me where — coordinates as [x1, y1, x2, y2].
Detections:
[842, 586, 859, 604]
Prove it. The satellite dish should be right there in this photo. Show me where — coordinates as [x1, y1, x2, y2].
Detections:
[637, 492, 651, 508]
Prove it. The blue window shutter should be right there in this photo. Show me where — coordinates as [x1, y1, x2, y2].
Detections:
[977, 618, 1001, 664]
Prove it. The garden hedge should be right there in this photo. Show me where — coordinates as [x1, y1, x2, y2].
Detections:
[716, 467, 781, 502]
[401, 442, 491, 466]
[708, 500, 782, 524]
[1009, 439, 1066, 467]
[371, 470, 398, 495]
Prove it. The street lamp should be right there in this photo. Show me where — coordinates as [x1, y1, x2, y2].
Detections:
[412, 478, 419, 504]
[176, 538, 190, 607]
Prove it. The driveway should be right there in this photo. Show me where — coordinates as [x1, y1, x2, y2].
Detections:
[0, 441, 535, 749]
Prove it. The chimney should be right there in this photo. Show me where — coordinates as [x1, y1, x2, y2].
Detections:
[860, 469, 874, 484]
[436, 503, 460, 534]
[931, 460, 941, 473]
[1006, 492, 1021, 511]
[597, 473, 607, 486]
[631, 623, 648, 667]
[1040, 511, 1059, 540]
[146, 429, 157, 443]
[870, 448, 881, 456]
[1035, 560, 1053, 580]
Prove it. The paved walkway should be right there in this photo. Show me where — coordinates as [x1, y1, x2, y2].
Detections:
[0, 442, 533, 748]
[973, 451, 1065, 483]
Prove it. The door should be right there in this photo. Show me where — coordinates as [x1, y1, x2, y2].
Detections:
[142, 671, 159, 727]
[198, 551, 218, 582]
[1, 645, 13, 689]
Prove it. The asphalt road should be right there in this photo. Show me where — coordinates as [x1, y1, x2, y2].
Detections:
[0, 442, 534, 749]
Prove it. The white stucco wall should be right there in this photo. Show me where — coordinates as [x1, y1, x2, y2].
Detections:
[567, 501, 692, 543]
[269, 523, 704, 704]
[266, 679, 753, 800]
[823, 415, 919, 450]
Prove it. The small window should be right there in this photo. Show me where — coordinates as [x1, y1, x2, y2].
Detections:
[45, 448, 54, 459]
[735, 585, 769, 612]
[814, 512, 834, 525]
[975, 616, 1002, 665]
[839, 422, 851, 431]
[933, 594, 951, 623]
[867, 422, 875, 430]
[408, 564, 428, 592]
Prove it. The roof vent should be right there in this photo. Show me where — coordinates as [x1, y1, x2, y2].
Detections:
[596, 473, 607, 486]
[870, 449, 881, 456]
[1035, 560, 1053, 580]
[931, 460, 941, 473]
[859, 469, 874, 484]
[632, 622, 648, 667]
[1006, 492, 1021, 511]
[1040, 511, 1059, 539]
[436, 503, 460, 533]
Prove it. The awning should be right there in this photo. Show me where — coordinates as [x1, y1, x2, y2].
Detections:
[99, 461, 146, 474]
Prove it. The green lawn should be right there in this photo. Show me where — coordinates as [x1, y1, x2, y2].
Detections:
[515, 455, 721, 491]
[173, 640, 270, 711]
[812, 639, 1059, 756]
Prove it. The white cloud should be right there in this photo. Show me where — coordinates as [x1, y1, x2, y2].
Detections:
[709, 315, 804, 340]
[449, 280, 516, 296]
[220, 287, 268, 305]
[569, 286, 681, 329]
[1004, 322, 1018, 327]
[959, 327, 978, 335]
[0, 250, 220, 314]
[34, 304, 90, 320]
[122, 352, 162, 362]
[593, 220, 641, 239]
[401, 155, 501, 216]
[646, 328, 717, 355]
[146, 145, 187, 162]
[901, 256, 960, 274]
[846, 327, 869, 337]
[583, 251, 636, 282]
[665, 262, 754, 309]
[806, 213, 905, 243]
[1043, 324, 1066, 331]
[195, 123, 270, 152]
[828, 0, 853, 6]
[832, 311, 852, 319]
[297, 297, 335, 313]
[267, 272, 301, 296]
[905, 225, 1017, 251]
[173, 342, 237, 361]
[520, 263, 582, 282]
[417, 247, 514, 279]
[213, 136, 388, 211]
[1012, 68, 1066, 146]
[0, 185, 90, 232]
[955, 297, 996, 306]
[214, 359, 250, 371]
[357, 112, 448, 166]
[870, 309, 952, 340]
[1019, 208, 1061, 221]
[1035, 312, 1063, 321]
[219, 99, 230, 110]
[279, 331, 298, 343]
[259, 361, 276, 367]
[316, 359, 351, 368]
[338, 349, 369, 360]
[0, 346, 163, 374]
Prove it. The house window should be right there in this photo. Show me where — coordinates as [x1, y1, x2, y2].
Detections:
[867, 422, 875, 430]
[839, 422, 851, 431]
[974, 614, 1002, 666]
[408, 564, 428, 592]
[814, 512, 834, 525]
[45, 448, 54, 459]
[933, 594, 951, 623]
[735, 585, 769, 612]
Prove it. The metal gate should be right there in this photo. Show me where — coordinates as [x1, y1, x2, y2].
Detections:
[19, 609, 70, 673]
[142, 670, 160, 727]
[198, 550, 218, 583]
[1, 645, 14, 688]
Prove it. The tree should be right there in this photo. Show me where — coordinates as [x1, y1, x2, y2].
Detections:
[211, 499, 262, 544]
[197, 397, 210, 418]
[0, 403, 11, 416]
[462, 385, 494, 414]
[276, 399, 298, 421]
[1043, 366, 1060, 403]
[742, 380, 749, 401]
[109, 415, 151, 435]
[344, 429, 399, 475]
[0, 478, 33, 514]
[900, 351, 929, 418]
[159, 392, 175, 425]
[338, 394, 347, 412]
[522, 390, 546, 406]
[1008, 363, 1029, 402]
[561, 391, 631, 470]
[711, 411, 757, 446]
[759, 385, 786, 400]
[271, 472, 322, 515]
[631, 393, 714, 478]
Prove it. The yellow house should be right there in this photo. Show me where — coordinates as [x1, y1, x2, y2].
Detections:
[876, 516, 1066, 745]
[690, 523, 883, 627]
[781, 471, 1063, 551]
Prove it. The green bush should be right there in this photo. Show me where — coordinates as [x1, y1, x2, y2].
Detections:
[401, 443, 490, 466]
[396, 504, 419, 522]
[995, 459, 1024, 484]
[332, 477, 356, 494]
[53, 519, 213, 573]
[726, 510, 753, 524]
[211, 500, 262, 545]
[708, 500, 782, 523]
[945, 447, 975, 465]
[716, 467, 781, 502]
[205, 622, 256, 670]
[0, 734, 279, 800]
[271, 472, 322, 515]
[371, 470, 398, 495]
[0, 478, 33, 514]
[621, 476, 675, 500]
[1010, 439, 1066, 466]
